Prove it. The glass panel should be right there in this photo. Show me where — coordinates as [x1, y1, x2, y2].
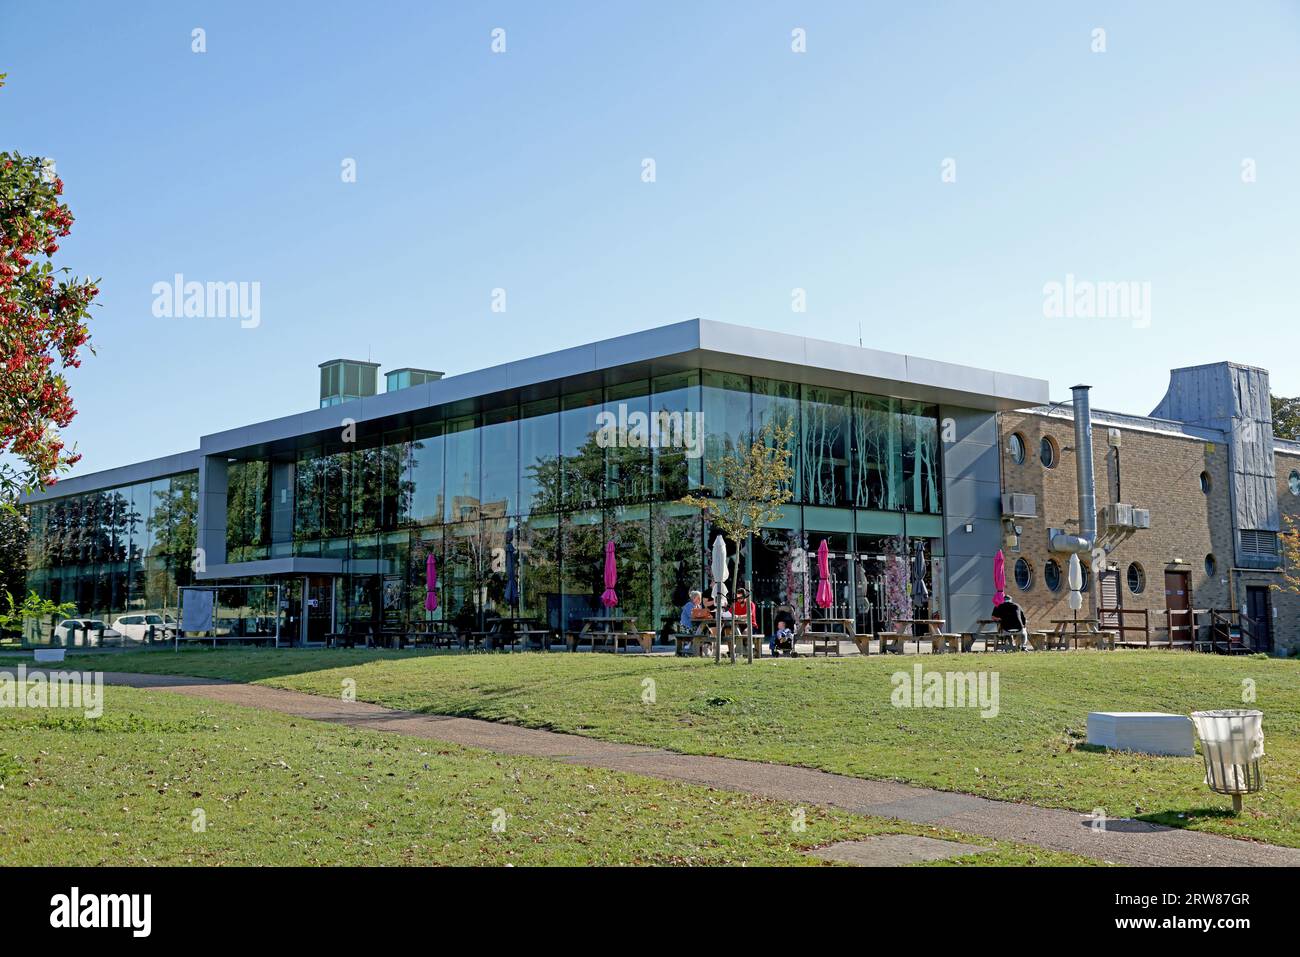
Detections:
[444, 416, 480, 523]
[702, 371, 751, 495]
[379, 430, 412, 530]
[609, 504, 652, 631]
[519, 398, 560, 516]
[651, 503, 702, 636]
[560, 389, 603, 510]
[650, 371, 701, 499]
[560, 510, 604, 632]
[752, 376, 800, 501]
[853, 394, 902, 511]
[350, 443, 381, 535]
[604, 380, 652, 507]
[900, 402, 941, 514]
[444, 520, 484, 632]
[409, 528, 445, 625]
[481, 406, 519, 519]
[516, 513, 560, 628]
[410, 423, 445, 527]
[800, 385, 851, 507]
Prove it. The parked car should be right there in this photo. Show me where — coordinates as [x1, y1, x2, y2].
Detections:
[110, 613, 177, 642]
[53, 618, 124, 647]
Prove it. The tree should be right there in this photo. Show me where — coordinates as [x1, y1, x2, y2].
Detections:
[0, 503, 26, 602]
[680, 420, 795, 662]
[1272, 395, 1300, 442]
[1279, 515, 1300, 597]
[0, 589, 75, 644]
[1, 73, 99, 504]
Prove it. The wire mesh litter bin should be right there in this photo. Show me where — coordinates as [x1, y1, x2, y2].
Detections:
[1190, 710, 1264, 814]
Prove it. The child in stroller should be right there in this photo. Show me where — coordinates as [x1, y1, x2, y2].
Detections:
[770, 605, 797, 657]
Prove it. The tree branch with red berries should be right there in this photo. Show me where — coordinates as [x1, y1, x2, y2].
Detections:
[1, 73, 99, 506]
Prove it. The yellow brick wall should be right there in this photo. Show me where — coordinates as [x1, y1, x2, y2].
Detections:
[1267, 450, 1300, 654]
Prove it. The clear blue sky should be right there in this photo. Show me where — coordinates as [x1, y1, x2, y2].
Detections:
[3, 1, 1299, 476]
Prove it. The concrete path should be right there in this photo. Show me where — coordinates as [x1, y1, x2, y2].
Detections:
[19, 669, 1300, 867]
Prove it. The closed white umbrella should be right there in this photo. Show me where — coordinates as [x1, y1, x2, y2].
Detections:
[711, 535, 729, 664]
[1067, 552, 1084, 612]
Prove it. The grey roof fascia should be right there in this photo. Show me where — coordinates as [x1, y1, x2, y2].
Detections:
[18, 449, 202, 505]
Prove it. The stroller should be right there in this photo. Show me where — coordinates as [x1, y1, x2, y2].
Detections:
[771, 605, 797, 657]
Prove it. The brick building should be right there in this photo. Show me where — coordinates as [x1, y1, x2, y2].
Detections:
[998, 362, 1298, 655]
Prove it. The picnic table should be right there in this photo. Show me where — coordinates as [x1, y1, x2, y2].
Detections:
[407, 623, 459, 649]
[696, 617, 764, 658]
[1045, 618, 1116, 650]
[567, 616, 649, 653]
[800, 617, 853, 657]
[962, 618, 1019, 652]
[887, 617, 960, 654]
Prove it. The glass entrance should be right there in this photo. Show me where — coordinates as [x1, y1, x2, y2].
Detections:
[305, 575, 334, 644]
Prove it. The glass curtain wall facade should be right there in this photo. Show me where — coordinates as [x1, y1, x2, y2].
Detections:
[219, 371, 945, 637]
[22, 472, 199, 643]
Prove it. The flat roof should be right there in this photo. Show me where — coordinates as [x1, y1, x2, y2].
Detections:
[22, 319, 1052, 501]
[200, 318, 1050, 458]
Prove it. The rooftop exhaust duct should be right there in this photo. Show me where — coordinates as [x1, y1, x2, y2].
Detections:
[1051, 384, 1097, 555]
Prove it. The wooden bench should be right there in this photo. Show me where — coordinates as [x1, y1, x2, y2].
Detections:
[930, 633, 963, 654]
[877, 631, 904, 655]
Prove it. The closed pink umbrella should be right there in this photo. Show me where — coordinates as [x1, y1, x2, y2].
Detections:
[992, 549, 1006, 606]
[815, 539, 833, 609]
[600, 540, 618, 608]
[424, 553, 439, 612]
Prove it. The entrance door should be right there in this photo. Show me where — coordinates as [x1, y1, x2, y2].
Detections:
[1245, 586, 1273, 652]
[1164, 570, 1191, 645]
[304, 576, 334, 644]
[1098, 570, 1121, 630]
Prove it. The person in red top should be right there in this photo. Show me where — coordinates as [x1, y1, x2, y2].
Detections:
[731, 587, 757, 629]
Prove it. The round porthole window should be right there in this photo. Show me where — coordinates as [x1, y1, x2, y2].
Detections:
[1008, 432, 1026, 465]
[1127, 562, 1146, 594]
[1200, 471, 1212, 494]
[1040, 436, 1058, 469]
[1044, 559, 1062, 592]
[1205, 553, 1217, 576]
[1014, 557, 1033, 591]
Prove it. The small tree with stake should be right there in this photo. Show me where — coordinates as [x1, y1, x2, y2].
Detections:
[679, 420, 795, 663]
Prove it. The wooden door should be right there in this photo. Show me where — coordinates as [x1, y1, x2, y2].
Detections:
[1164, 570, 1191, 644]
[1098, 570, 1121, 629]
[1246, 586, 1273, 652]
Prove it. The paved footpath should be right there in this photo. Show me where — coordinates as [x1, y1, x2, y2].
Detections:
[20, 669, 1300, 867]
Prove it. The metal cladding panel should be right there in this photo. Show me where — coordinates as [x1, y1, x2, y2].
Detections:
[1152, 362, 1279, 536]
[940, 407, 1003, 633]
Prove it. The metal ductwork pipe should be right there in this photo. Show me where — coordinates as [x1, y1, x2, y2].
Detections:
[1050, 384, 1098, 555]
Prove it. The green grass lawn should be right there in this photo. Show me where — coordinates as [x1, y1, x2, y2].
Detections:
[0, 684, 1092, 866]
[32, 646, 1299, 848]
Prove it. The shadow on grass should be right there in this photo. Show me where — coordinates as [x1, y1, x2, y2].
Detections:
[52, 647, 450, 683]
[1136, 807, 1239, 830]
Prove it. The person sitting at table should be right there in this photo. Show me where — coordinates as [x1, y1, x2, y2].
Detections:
[731, 588, 757, 630]
[679, 590, 702, 632]
[992, 595, 1030, 651]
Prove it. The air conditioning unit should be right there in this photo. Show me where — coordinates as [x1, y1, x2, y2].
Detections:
[1132, 508, 1151, 529]
[1104, 503, 1134, 529]
[1001, 493, 1036, 518]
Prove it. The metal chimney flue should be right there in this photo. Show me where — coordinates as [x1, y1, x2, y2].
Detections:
[1049, 384, 1098, 555]
[1072, 384, 1097, 548]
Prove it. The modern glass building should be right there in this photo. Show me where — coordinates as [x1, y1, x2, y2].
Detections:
[19, 320, 1048, 645]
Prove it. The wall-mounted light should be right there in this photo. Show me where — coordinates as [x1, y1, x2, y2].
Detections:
[964, 523, 973, 533]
